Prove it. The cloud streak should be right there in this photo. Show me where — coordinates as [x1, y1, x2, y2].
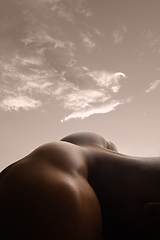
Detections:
[0, 95, 42, 111]
[88, 71, 126, 92]
[59, 70, 129, 121]
[145, 80, 160, 93]
[63, 90, 110, 111]
[112, 25, 127, 44]
[80, 32, 96, 49]
[0, 49, 129, 119]
[62, 98, 131, 122]
[0, 0, 131, 121]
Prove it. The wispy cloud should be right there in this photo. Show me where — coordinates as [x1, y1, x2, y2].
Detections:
[49, 0, 93, 22]
[22, 29, 71, 49]
[94, 28, 105, 38]
[80, 32, 96, 49]
[137, 29, 160, 58]
[59, 70, 129, 121]
[56, 4, 74, 22]
[87, 71, 126, 92]
[0, 55, 58, 111]
[0, 49, 129, 119]
[68, 0, 93, 17]
[145, 80, 160, 93]
[0, 0, 131, 121]
[54, 78, 79, 98]
[112, 25, 127, 44]
[63, 90, 110, 111]
[62, 98, 131, 122]
[141, 29, 159, 50]
[0, 96, 42, 111]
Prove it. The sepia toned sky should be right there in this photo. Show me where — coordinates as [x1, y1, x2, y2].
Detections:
[1, 0, 160, 170]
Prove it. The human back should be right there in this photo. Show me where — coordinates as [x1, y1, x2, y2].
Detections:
[0, 139, 102, 240]
[60, 132, 160, 240]
[1, 131, 160, 240]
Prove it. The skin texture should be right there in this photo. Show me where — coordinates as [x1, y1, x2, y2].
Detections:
[0, 132, 160, 239]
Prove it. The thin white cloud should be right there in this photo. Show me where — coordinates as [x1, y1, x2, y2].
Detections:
[63, 90, 110, 111]
[137, 29, 160, 59]
[40, 0, 74, 22]
[0, 57, 55, 94]
[13, 54, 43, 66]
[38, 0, 60, 3]
[112, 25, 127, 44]
[0, 56, 57, 111]
[80, 32, 96, 49]
[75, 7, 93, 17]
[20, 57, 43, 66]
[94, 28, 105, 38]
[20, 80, 54, 94]
[54, 79, 79, 98]
[112, 30, 123, 44]
[81, 9, 93, 17]
[62, 98, 131, 122]
[0, 0, 131, 122]
[145, 80, 160, 93]
[0, 43, 129, 121]
[88, 71, 126, 92]
[67, 0, 93, 17]
[57, 5, 74, 22]
[0, 53, 130, 120]
[67, 60, 77, 67]
[141, 29, 159, 49]
[59, 69, 130, 121]
[0, 96, 42, 111]
[38, 0, 93, 20]
[21, 29, 76, 61]
[22, 30, 66, 48]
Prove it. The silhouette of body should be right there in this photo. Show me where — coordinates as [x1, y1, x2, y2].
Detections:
[0, 132, 160, 239]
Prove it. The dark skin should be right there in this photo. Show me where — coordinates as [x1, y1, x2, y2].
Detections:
[0, 132, 160, 239]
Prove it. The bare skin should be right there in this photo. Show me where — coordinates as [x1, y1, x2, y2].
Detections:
[0, 132, 160, 239]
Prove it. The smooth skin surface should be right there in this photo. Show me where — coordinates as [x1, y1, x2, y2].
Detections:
[0, 132, 160, 239]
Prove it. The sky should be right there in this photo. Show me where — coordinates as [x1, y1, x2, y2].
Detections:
[1, 0, 160, 170]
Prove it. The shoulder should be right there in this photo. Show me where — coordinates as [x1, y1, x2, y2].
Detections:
[0, 141, 102, 239]
[27, 141, 89, 178]
[0, 141, 89, 200]
[0, 141, 84, 181]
